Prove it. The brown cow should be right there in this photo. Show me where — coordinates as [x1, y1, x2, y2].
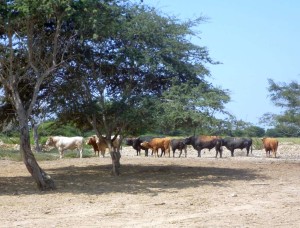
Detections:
[86, 135, 121, 157]
[86, 136, 101, 156]
[261, 137, 279, 158]
[140, 138, 171, 158]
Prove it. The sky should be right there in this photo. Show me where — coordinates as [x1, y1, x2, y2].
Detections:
[141, 0, 300, 126]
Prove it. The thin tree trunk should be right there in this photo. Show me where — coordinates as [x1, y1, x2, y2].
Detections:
[32, 122, 42, 153]
[108, 135, 122, 175]
[19, 117, 56, 190]
[110, 150, 121, 176]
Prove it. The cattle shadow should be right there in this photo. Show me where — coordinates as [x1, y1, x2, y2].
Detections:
[0, 163, 268, 196]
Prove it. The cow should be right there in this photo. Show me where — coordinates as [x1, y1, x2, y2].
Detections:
[184, 135, 223, 158]
[46, 136, 84, 159]
[125, 136, 160, 156]
[86, 135, 121, 157]
[222, 137, 252, 157]
[170, 138, 187, 158]
[125, 137, 149, 156]
[261, 137, 279, 158]
[86, 136, 101, 157]
[140, 137, 171, 158]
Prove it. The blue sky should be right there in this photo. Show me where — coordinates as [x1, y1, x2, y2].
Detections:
[142, 0, 300, 126]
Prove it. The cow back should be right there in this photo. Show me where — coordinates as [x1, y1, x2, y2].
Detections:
[222, 137, 252, 148]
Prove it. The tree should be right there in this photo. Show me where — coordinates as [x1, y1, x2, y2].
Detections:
[0, 0, 78, 190]
[260, 79, 300, 136]
[155, 79, 231, 135]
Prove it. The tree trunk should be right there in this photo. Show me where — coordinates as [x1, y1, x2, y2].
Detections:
[107, 137, 121, 175]
[19, 119, 56, 190]
[32, 122, 42, 153]
[110, 150, 121, 176]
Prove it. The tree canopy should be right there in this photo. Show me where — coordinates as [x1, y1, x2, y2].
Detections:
[260, 79, 300, 137]
[42, 1, 223, 137]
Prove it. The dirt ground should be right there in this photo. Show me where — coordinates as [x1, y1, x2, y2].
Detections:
[0, 143, 300, 227]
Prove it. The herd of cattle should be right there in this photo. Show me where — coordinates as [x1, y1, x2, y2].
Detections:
[45, 135, 279, 159]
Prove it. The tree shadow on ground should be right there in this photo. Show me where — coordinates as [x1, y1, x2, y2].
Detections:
[0, 162, 268, 196]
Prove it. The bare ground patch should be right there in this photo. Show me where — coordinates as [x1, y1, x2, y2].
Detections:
[0, 144, 300, 227]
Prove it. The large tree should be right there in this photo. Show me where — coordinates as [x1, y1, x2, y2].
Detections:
[45, 3, 219, 174]
[260, 79, 300, 136]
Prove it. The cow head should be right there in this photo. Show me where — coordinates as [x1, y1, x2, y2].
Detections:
[183, 136, 193, 145]
[125, 138, 134, 146]
[45, 137, 54, 146]
[86, 136, 96, 145]
[140, 141, 151, 149]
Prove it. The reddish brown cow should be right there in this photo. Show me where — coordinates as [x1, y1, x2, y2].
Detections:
[86, 135, 121, 157]
[261, 137, 279, 158]
[86, 136, 102, 157]
[140, 138, 171, 158]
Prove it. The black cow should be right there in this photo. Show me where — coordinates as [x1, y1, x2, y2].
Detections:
[125, 136, 157, 156]
[222, 137, 252, 157]
[170, 139, 187, 158]
[184, 135, 223, 158]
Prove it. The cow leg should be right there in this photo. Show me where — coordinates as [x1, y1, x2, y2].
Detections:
[215, 149, 218, 158]
[273, 149, 276, 158]
[145, 149, 148, 157]
[59, 149, 63, 159]
[197, 150, 201, 157]
[76, 148, 82, 158]
[160, 149, 165, 157]
[179, 149, 183, 158]
[155, 149, 158, 158]
[101, 149, 105, 158]
[231, 149, 234, 157]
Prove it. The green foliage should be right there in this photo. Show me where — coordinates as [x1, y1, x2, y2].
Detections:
[251, 138, 264, 150]
[0, 149, 22, 161]
[0, 133, 19, 144]
[38, 121, 83, 137]
[41, 2, 221, 138]
[260, 79, 300, 137]
[243, 126, 265, 137]
[154, 79, 231, 135]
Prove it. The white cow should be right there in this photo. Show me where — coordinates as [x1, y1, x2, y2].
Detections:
[46, 136, 84, 159]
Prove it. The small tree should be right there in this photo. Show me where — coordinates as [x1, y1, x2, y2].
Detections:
[156, 79, 231, 135]
[260, 79, 300, 136]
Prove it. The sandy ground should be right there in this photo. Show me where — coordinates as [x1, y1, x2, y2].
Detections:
[0, 143, 300, 227]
